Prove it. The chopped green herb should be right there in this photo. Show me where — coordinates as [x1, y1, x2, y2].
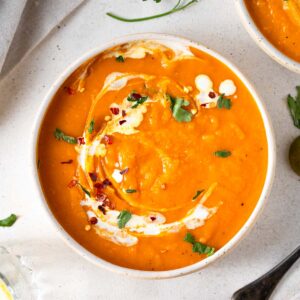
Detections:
[127, 92, 148, 108]
[217, 94, 232, 110]
[106, 0, 197, 23]
[214, 150, 231, 158]
[287, 86, 300, 129]
[88, 119, 95, 134]
[184, 232, 195, 244]
[192, 189, 204, 200]
[184, 232, 215, 257]
[168, 95, 193, 122]
[78, 183, 91, 197]
[54, 128, 77, 144]
[116, 55, 125, 62]
[117, 210, 132, 228]
[125, 189, 137, 193]
[0, 214, 17, 227]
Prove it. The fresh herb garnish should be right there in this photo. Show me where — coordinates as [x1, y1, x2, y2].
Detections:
[125, 189, 137, 193]
[107, 0, 198, 23]
[214, 150, 231, 158]
[287, 86, 300, 129]
[192, 189, 204, 200]
[289, 136, 300, 176]
[88, 119, 95, 134]
[168, 95, 193, 122]
[78, 183, 91, 197]
[116, 55, 125, 62]
[217, 94, 232, 110]
[0, 214, 17, 227]
[54, 128, 77, 144]
[184, 232, 215, 257]
[127, 92, 148, 108]
[117, 210, 132, 228]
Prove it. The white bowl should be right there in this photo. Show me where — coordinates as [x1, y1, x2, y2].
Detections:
[31, 33, 276, 279]
[235, 0, 300, 74]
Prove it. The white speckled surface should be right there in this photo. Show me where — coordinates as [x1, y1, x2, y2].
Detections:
[0, 0, 300, 299]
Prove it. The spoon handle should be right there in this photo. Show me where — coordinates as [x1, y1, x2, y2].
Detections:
[232, 246, 300, 300]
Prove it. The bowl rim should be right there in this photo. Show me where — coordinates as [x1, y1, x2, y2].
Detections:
[31, 32, 276, 279]
[235, 0, 300, 74]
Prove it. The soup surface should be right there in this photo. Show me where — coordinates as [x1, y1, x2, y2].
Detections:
[37, 40, 268, 271]
[246, 0, 300, 62]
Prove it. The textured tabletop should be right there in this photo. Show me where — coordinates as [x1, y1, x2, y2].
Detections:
[0, 0, 300, 299]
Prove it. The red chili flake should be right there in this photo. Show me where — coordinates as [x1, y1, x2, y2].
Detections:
[122, 110, 126, 117]
[103, 178, 112, 187]
[150, 216, 156, 221]
[102, 135, 113, 145]
[208, 91, 216, 99]
[103, 198, 115, 210]
[201, 103, 207, 107]
[64, 86, 75, 95]
[119, 120, 127, 125]
[77, 137, 85, 145]
[94, 182, 104, 190]
[131, 93, 142, 100]
[61, 159, 73, 164]
[89, 217, 98, 225]
[96, 193, 107, 202]
[120, 167, 129, 175]
[110, 107, 120, 115]
[98, 205, 106, 215]
[67, 179, 78, 188]
[89, 172, 97, 182]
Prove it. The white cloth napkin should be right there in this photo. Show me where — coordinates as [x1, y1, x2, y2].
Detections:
[0, 0, 85, 77]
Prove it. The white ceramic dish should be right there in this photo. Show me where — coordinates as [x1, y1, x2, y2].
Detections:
[235, 0, 300, 74]
[31, 33, 276, 279]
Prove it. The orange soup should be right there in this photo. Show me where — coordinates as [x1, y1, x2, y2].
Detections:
[246, 0, 300, 62]
[37, 40, 268, 271]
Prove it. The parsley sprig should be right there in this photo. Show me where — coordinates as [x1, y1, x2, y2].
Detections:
[106, 0, 198, 23]
[168, 95, 193, 122]
[184, 232, 215, 257]
[287, 86, 300, 129]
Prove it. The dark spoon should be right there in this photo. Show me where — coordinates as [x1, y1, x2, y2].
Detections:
[232, 245, 300, 300]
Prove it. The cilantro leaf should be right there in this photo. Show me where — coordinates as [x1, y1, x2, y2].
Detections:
[54, 128, 77, 144]
[0, 214, 17, 227]
[184, 232, 215, 257]
[117, 210, 132, 228]
[116, 55, 125, 62]
[287, 86, 300, 129]
[88, 119, 95, 134]
[192, 189, 204, 200]
[214, 150, 231, 158]
[217, 94, 232, 110]
[168, 95, 193, 122]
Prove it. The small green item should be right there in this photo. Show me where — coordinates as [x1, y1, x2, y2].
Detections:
[54, 128, 77, 144]
[0, 214, 17, 227]
[184, 232, 215, 257]
[117, 210, 132, 228]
